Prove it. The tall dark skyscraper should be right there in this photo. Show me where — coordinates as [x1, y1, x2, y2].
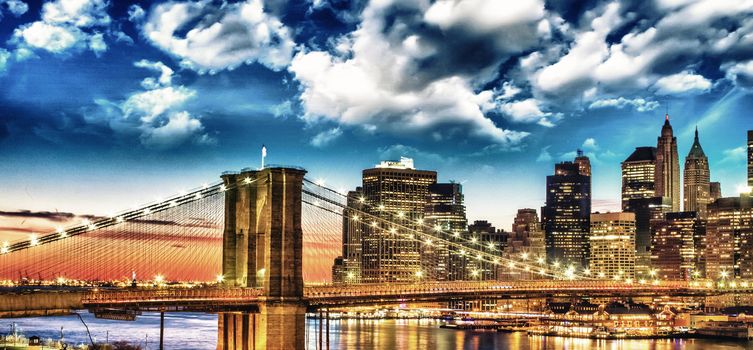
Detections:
[683, 128, 711, 218]
[748, 130, 753, 188]
[542, 159, 592, 268]
[655, 114, 681, 212]
[360, 157, 437, 283]
[425, 182, 467, 280]
[621, 147, 657, 211]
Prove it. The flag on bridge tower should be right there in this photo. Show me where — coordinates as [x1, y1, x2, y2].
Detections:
[261, 145, 267, 169]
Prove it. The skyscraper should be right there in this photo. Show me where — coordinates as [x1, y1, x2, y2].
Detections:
[710, 182, 722, 202]
[650, 212, 705, 280]
[360, 157, 437, 283]
[589, 212, 636, 280]
[507, 209, 546, 279]
[683, 128, 711, 218]
[542, 160, 592, 268]
[628, 196, 673, 278]
[508, 209, 546, 258]
[748, 130, 753, 188]
[333, 187, 364, 283]
[706, 194, 753, 279]
[655, 114, 681, 212]
[425, 182, 467, 280]
[621, 147, 657, 211]
[468, 220, 507, 280]
[574, 149, 592, 177]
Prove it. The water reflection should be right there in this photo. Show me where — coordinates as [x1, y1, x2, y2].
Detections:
[3, 314, 752, 350]
[306, 318, 752, 350]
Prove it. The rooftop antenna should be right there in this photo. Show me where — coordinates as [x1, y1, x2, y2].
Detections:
[261, 144, 267, 169]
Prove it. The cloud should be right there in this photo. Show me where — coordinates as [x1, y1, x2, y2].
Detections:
[582, 138, 598, 150]
[289, 0, 541, 145]
[141, 111, 205, 149]
[723, 60, 753, 89]
[134, 59, 174, 89]
[310, 127, 342, 148]
[0, 49, 9, 73]
[498, 98, 558, 127]
[41, 0, 110, 27]
[127, 4, 145, 22]
[85, 60, 211, 149]
[11, 0, 111, 55]
[536, 146, 552, 162]
[0, 209, 75, 222]
[588, 97, 659, 112]
[720, 146, 747, 163]
[143, 0, 295, 72]
[653, 71, 712, 95]
[14, 21, 81, 53]
[2, 0, 28, 17]
[377, 144, 452, 164]
[122, 86, 195, 123]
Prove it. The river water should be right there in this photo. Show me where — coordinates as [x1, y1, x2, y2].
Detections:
[4, 312, 752, 349]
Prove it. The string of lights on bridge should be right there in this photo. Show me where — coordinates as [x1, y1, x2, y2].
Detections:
[302, 179, 599, 282]
[1, 171, 740, 289]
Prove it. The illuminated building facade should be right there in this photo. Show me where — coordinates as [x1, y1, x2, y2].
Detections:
[655, 114, 681, 212]
[542, 160, 592, 268]
[508, 208, 546, 258]
[710, 182, 722, 202]
[467, 220, 506, 280]
[589, 212, 636, 280]
[683, 128, 711, 219]
[332, 187, 365, 284]
[706, 194, 753, 280]
[425, 182, 467, 280]
[621, 147, 657, 211]
[651, 212, 705, 280]
[360, 157, 437, 283]
[749, 130, 753, 188]
[628, 197, 672, 278]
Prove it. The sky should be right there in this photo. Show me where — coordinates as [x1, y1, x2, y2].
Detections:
[1, 0, 752, 262]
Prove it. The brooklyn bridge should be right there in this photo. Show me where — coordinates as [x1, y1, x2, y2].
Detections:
[0, 166, 748, 350]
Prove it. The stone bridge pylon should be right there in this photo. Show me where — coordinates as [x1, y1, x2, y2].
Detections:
[218, 166, 307, 350]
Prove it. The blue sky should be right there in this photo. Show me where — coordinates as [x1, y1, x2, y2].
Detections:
[0, 0, 752, 234]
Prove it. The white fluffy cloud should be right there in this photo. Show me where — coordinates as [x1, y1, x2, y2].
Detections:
[653, 71, 712, 95]
[14, 21, 80, 52]
[289, 0, 542, 146]
[723, 60, 753, 88]
[41, 0, 109, 27]
[134, 59, 174, 89]
[122, 86, 195, 123]
[2, 0, 28, 16]
[12, 0, 111, 55]
[588, 97, 659, 112]
[143, 0, 295, 72]
[499, 98, 558, 127]
[87, 60, 211, 149]
[310, 128, 343, 148]
[141, 111, 205, 149]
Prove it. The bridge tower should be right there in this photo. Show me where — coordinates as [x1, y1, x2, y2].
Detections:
[218, 166, 307, 350]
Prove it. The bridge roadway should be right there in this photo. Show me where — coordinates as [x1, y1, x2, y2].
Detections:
[43, 280, 751, 312]
[0, 279, 744, 317]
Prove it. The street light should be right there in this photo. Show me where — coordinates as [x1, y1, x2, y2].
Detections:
[216, 274, 224, 283]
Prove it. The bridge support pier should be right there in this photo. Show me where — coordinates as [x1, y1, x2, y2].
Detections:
[217, 303, 306, 350]
[218, 166, 308, 350]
